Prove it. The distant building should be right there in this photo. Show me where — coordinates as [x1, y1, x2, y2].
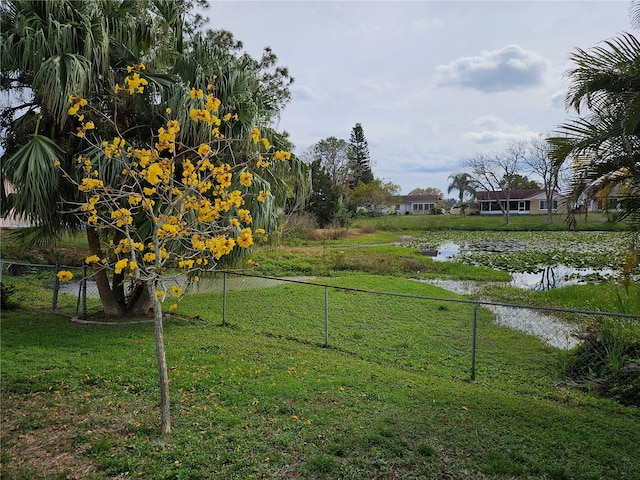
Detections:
[476, 189, 564, 215]
[397, 194, 441, 215]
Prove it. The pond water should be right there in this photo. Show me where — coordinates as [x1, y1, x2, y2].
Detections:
[417, 278, 580, 349]
[418, 234, 622, 291]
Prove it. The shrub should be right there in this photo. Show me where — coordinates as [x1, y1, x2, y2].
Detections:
[0, 282, 19, 310]
[564, 317, 640, 406]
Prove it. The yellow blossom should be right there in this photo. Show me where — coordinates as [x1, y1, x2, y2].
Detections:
[178, 259, 195, 269]
[78, 178, 104, 192]
[272, 150, 292, 161]
[216, 172, 232, 188]
[237, 209, 252, 224]
[57, 271, 73, 282]
[260, 137, 270, 150]
[123, 72, 148, 95]
[114, 258, 129, 274]
[110, 208, 133, 227]
[197, 144, 211, 156]
[205, 95, 221, 112]
[143, 252, 157, 262]
[257, 190, 270, 203]
[256, 157, 270, 168]
[128, 194, 143, 205]
[239, 171, 253, 187]
[251, 128, 260, 144]
[168, 285, 183, 297]
[190, 108, 211, 124]
[85, 255, 101, 264]
[147, 163, 164, 185]
[237, 228, 253, 248]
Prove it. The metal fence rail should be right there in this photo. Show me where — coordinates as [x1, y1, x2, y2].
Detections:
[2, 261, 639, 392]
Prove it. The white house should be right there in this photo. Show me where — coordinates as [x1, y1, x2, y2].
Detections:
[397, 194, 441, 215]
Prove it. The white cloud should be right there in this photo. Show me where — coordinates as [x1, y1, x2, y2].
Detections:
[434, 45, 550, 93]
[290, 84, 321, 102]
[464, 115, 538, 145]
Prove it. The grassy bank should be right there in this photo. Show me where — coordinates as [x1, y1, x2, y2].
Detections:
[2, 275, 640, 479]
[350, 212, 630, 233]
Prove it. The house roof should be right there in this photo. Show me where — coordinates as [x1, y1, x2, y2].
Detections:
[476, 189, 545, 201]
[400, 194, 440, 203]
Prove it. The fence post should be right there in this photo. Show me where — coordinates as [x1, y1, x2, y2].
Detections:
[51, 262, 60, 313]
[471, 303, 478, 381]
[81, 265, 87, 319]
[222, 271, 227, 327]
[324, 286, 329, 348]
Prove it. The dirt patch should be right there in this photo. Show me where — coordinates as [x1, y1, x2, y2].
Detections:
[5, 425, 98, 479]
[1, 394, 130, 480]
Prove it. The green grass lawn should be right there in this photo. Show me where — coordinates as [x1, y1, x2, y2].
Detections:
[2, 274, 639, 480]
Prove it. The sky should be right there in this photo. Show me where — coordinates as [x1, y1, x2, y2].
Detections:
[205, 1, 634, 196]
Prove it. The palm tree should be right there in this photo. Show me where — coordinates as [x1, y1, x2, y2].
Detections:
[1, 0, 310, 317]
[447, 172, 476, 214]
[1, 0, 179, 316]
[547, 32, 640, 224]
[548, 27, 640, 287]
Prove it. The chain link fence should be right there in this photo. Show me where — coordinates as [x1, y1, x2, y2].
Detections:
[2, 261, 638, 404]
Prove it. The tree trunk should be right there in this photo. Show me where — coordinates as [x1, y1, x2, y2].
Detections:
[126, 281, 151, 316]
[147, 280, 171, 435]
[546, 190, 554, 224]
[86, 228, 124, 318]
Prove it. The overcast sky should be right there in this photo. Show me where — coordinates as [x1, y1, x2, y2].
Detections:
[205, 1, 634, 196]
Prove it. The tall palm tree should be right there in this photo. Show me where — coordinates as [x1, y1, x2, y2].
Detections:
[447, 172, 476, 214]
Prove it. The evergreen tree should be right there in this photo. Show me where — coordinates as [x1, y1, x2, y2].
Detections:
[305, 160, 341, 227]
[348, 123, 374, 187]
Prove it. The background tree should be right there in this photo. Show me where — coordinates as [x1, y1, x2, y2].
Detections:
[305, 159, 341, 227]
[347, 123, 374, 187]
[499, 174, 541, 190]
[408, 187, 444, 197]
[350, 179, 400, 216]
[310, 137, 351, 188]
[465, 141, 527, 225]
[526, 136, 565, 223]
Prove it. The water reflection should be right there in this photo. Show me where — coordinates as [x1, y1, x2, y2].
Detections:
[510, 266, 614, 291]
[426, 241, 614, 290]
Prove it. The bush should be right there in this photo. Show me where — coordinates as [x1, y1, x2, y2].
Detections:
[1, 282, 19, 310]
[564, 317, 640, 406]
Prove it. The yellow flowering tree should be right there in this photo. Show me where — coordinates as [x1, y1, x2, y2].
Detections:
[58, 66, 293, 435]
